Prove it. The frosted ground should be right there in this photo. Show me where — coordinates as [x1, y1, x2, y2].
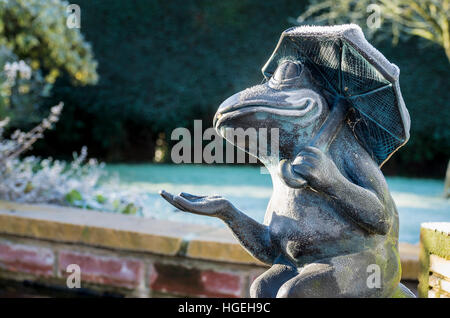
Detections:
[106, 164, 450, 244]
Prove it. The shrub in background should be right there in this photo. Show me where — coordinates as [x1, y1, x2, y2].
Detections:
[0, 0, 98, 126]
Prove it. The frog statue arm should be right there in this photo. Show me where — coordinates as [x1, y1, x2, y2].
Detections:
[159, 190, 277, 264]
[289, 145, 394, 235]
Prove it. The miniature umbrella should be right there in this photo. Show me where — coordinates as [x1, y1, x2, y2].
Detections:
[263, 24, 411, 170]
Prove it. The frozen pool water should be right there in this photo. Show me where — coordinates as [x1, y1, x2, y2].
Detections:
[105, 164, 450, 244]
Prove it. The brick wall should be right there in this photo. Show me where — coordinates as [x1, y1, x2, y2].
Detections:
[0, 236, 264, 297]
[0, 200, 419, 298]
[0, 201, 267, 297]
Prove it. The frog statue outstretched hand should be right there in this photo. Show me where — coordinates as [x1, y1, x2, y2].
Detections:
[160, 25, 415, 298]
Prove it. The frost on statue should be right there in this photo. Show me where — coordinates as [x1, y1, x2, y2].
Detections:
[161, 24, 415, 298]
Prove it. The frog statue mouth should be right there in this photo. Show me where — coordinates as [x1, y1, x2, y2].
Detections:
[213, 84, 324, 130]
[213, 60, 328, 135]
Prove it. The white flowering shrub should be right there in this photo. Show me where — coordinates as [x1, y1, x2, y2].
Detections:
[0, 19, 137, 215]
[4, 60, 31, 84]
[0, 103, 143, 215]
[0, 2, 129, 214]
[0, 48, 50, 125]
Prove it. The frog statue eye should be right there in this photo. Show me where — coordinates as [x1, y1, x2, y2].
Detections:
[270, 60, 303, 87]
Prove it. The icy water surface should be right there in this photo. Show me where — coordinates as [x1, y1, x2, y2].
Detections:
[105, 164, 449, 244]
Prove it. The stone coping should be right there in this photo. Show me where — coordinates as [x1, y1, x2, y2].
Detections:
[0, 200, 419, 273]
[0, 200, 261, 265]
[421, 222, 450, 235]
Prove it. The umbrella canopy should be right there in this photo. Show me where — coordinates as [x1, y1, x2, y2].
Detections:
[262, 24, 410, 166]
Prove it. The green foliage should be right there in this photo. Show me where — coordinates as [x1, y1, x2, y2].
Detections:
[95, 194, 106, 204]
[65, 189, 82, 204]
[0, 0, 98, 129]
[39, 0, 448, 177]
[0, 0, 98, 85]
[121, 203, 138, 215]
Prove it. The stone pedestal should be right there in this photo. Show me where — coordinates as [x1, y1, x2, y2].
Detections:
[419, 222, 450, 298]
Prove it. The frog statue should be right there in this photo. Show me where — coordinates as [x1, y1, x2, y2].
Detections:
[160, 25, 415, 298]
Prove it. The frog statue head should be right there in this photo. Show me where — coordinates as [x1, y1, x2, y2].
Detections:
[213, 59, 331, 165]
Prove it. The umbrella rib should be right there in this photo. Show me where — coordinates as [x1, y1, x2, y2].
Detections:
[347, 83, 392, 99]
[347, 83, 403, 142]
[349, 105, 404, 143]
[289, 39, 404, 144]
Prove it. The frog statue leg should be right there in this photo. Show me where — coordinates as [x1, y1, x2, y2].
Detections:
[275, 249, 402, 298]
[249, 250, 415, 298]
[250, 256, 298, 298]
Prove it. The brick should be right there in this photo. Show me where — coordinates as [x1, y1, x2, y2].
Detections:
[429, 254, 450, 279]
[201, 270, 242, 296]
[428, 289, 450, 298]
[439, 278, 450, 294]
[150, 263, 243, 297]
[0, 241, 54, 276]
[58, 250, 144, 289]
[429, 274, 450, 294]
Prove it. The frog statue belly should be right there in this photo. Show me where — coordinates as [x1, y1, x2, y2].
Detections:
[266, 183, 371, 265]
[160, 25, 415, 298]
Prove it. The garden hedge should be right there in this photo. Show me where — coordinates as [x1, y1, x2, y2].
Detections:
[34, 0, 449, 177]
